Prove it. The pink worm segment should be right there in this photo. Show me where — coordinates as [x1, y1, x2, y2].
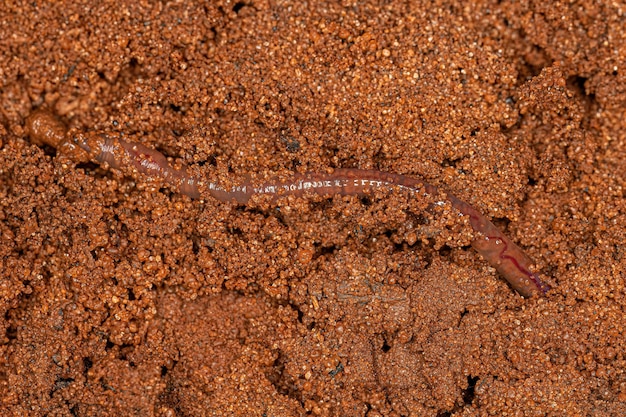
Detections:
[89, 137, 201, 199]
[26, 110, 549, 297]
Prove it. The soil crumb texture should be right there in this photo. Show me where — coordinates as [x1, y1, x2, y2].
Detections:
[1, 1, 626, 416]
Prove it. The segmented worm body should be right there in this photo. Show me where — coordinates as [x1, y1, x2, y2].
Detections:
[25, 109, 550, 297]
[25, 110, 200, 198]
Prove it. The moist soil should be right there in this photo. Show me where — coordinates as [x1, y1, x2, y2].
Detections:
[1, 1, 626, 416]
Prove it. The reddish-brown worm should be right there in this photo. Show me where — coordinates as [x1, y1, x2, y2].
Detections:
[25, 109, 550, 297]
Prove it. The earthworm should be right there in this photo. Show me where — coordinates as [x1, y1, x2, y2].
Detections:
[25, 109, 550, 297]
[25, 109, 200, 198]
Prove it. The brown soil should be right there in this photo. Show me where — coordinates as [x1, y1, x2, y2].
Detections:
[1, 1, 626, 416]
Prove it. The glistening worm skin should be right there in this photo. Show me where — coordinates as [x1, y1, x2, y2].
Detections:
[25, 109, 550, 297]
[25, 109, 200, 198]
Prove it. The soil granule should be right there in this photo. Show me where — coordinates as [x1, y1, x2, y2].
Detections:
[1, 1, 626, 416]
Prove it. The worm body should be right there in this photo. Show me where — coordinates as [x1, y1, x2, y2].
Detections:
[25, 109, 549, 297]
[209, 170, 549, 296]
[25, 110, 200, 198]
